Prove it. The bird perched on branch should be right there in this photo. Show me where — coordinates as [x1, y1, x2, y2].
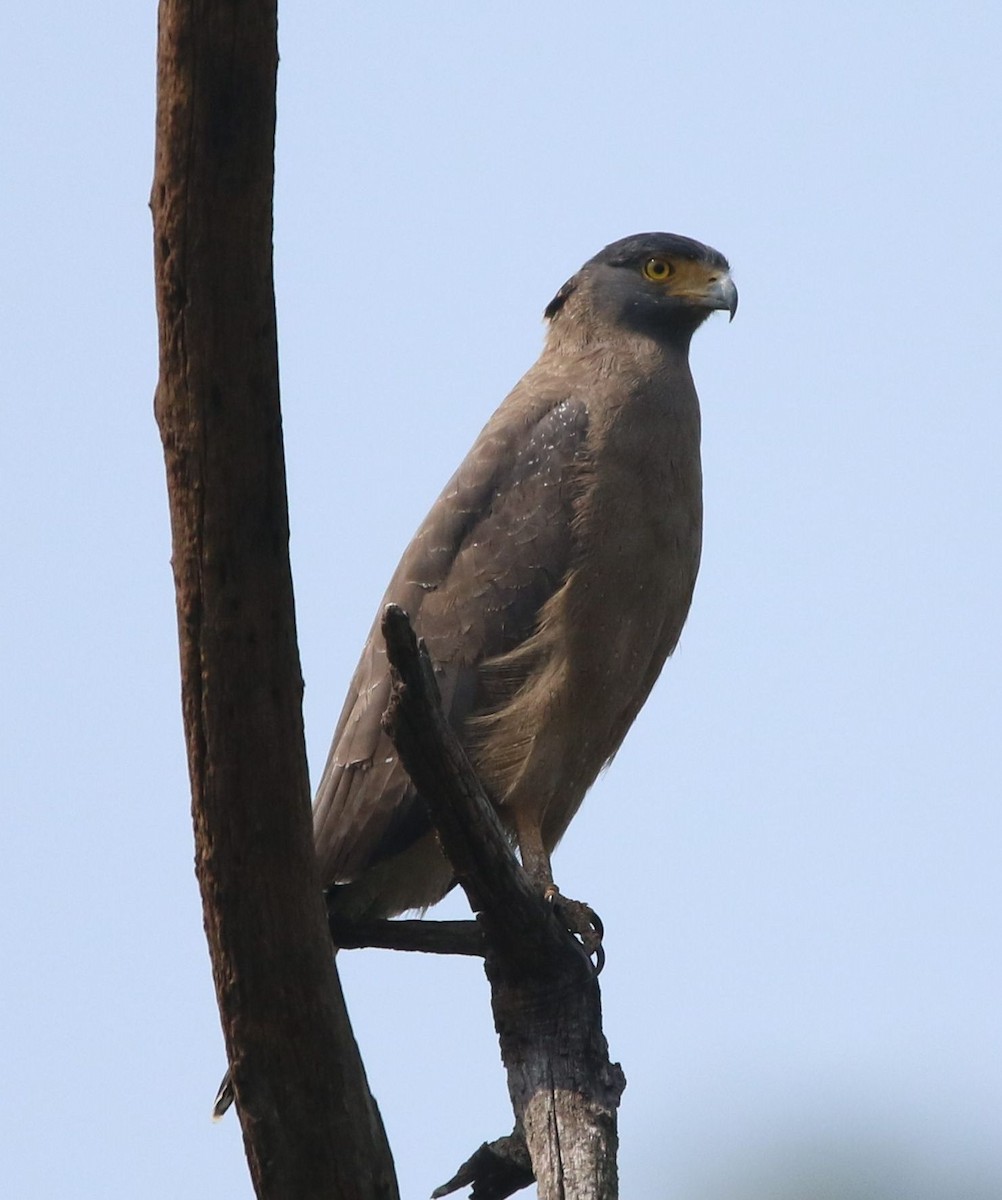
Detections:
[316, 231, 736, 922]
[214, 232, 735, 1119]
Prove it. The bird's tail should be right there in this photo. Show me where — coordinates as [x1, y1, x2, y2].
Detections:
[212, 1073, 234, 1120]
[211, 947, 339, 1119]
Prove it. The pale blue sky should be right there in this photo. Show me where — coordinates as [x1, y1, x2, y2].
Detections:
[3, 4, 1001, 1197]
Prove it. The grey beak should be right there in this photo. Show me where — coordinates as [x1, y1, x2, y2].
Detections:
[706, 273, 738, 321]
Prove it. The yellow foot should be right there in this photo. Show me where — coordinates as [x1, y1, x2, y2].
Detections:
[545, 887, 605, 973]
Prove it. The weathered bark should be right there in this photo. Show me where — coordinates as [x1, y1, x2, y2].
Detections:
[329, 914, 485, 956]
[431, 1132, 534, 1200]
[381, 605, 625, 1200]
[151, 3, 397, 1196]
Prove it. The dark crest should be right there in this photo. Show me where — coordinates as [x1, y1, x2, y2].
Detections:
[544, 278, 576, 321]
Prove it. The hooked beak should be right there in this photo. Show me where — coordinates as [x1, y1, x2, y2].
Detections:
[704, 273, 738, 321]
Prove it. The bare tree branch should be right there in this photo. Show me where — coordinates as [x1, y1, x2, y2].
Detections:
[431, 1131, 534, 1200]
[151, 3, 397, 1195]
[381, 605, 625, 1199]
[329, 915, 485, 956]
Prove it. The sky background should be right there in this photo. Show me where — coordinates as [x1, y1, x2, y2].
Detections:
[3, 4, 1001, 1197]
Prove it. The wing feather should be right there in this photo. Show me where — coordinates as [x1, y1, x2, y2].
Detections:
[312, 381, 590, 888]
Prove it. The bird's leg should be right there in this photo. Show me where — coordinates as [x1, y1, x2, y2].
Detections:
[514, 816, 605, 972]
[513, 816, 556, 895]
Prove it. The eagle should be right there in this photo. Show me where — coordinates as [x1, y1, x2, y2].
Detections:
[315, 232, 736, 921]
[214, 231, 735, 1119]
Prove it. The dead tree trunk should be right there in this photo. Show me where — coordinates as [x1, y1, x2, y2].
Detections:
[380, 607, 625, 1200]
[151, 3, 397, 1196]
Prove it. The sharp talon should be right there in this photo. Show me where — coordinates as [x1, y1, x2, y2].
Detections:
[547, 889, 605, 972]
[543, 884, 559, 902]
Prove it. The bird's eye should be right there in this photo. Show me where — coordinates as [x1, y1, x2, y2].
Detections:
[642, 257, 673, 282]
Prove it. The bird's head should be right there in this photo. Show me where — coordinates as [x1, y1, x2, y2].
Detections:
[545, 232, 737, 344]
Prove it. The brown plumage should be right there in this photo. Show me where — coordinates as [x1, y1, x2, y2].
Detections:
[315, 232, 736, 921]
[212, 232, 735, 1119]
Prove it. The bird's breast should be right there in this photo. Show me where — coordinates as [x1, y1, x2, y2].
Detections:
[566, 376, 702, 682]
[486, 374, 703, 843]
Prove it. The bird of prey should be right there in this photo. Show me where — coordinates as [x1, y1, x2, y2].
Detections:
[316, 231, 736, 923]
[213, 232, 735, 1119]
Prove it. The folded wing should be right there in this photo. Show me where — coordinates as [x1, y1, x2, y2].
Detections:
[312, 382, 591, 890]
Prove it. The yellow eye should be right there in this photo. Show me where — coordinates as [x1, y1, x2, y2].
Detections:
[642, 257, 673, 282]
